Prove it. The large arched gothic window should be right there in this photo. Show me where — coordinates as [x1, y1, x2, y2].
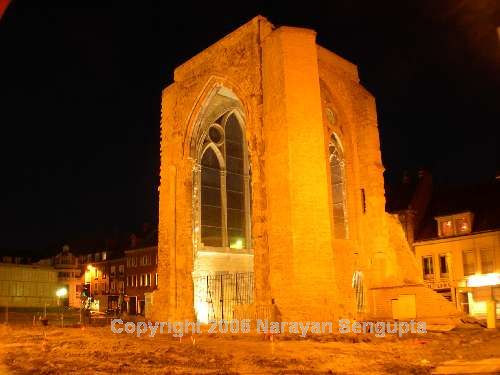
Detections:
[196, 110, 251, 251]
[329, 134, 348, 239]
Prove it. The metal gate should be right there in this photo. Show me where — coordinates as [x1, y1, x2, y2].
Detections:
[193, 272, 253, 322]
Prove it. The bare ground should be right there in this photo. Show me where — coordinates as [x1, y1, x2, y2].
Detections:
[0, 323, 499, 374]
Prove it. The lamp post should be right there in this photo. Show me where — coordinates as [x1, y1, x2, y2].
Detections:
[56, 287, 68, 328]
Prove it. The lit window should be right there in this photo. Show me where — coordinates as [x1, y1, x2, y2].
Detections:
[455, 217, 470, 234]
[197, 112, 251, 249]
[462, 250, 475, 276]
[329, 134, 348, 239]
[480, 249, 494, 274]
[440, 220, 454, 237]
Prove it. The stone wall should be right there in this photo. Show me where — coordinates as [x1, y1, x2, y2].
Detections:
[150, 15, 457, 323]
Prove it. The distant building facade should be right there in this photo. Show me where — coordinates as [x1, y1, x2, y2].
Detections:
[389, 175, 500, 318]
[413, 182, 500, 318]
[52, 245, 82, 308]
[0, 263, 60, 308]
[125, 246, 157, 315]
[107, 257, 126, 311]
[0, 226, 159, 314]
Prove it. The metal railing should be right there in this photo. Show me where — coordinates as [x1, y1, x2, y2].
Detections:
[193, 272, 254, 322]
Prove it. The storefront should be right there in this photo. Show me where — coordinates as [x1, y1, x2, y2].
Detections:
[457, 273, 500, 318]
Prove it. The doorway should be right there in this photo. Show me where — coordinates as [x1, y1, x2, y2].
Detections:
[128, 296, 137, 315]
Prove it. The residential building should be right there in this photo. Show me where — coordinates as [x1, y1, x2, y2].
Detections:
[52, 245, 81, 308]
[107, 257, 126, 311]
[125, 246, 157, 315]
[0, 262, 60, 308]
[412, 181, 500, 318]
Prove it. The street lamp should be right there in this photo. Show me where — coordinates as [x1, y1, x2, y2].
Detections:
[56, 287, 68, 327]
[56, 287, 68, 298]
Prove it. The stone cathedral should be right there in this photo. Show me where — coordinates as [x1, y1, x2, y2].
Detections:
[149, 16, 457, 323]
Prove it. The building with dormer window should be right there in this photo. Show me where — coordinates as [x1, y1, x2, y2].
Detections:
[411, 181, 500, 318]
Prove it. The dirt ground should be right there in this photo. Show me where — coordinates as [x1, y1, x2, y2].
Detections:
[0, 323, 499, 374]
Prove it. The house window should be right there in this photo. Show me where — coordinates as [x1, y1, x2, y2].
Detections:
[437, 213, 473, 237]
[422, 256, 434, 280]
[118, 265, 124, 275]
[329, 134, 348, 239]
[455, 217, 470, 234]
[480, 249, 494, 274]
[110, 266, 116, 277]
[439, 254, 449, 278]
[196, 111, 251, 250]
[462, 250, 475, 276]
[440, 220, 454, 237]
[155, 273, 158, 287]
[110, 281, 115, 292]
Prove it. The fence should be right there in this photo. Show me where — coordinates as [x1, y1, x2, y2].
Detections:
[193, 272, 254, 322]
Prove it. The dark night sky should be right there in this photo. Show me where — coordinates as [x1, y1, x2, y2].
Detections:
[0, 1, 499, 254]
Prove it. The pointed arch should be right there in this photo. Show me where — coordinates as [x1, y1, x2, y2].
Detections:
[183, 75, 249, 160]
[329, 133, 348, 239]
[191, 84, 252, 252]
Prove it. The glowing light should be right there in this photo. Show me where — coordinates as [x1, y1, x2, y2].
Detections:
[87, 264, 94, 271]
[56, 287, 68, 297]
[230, 239, 243, 249]
[195, 301, 209, 324]
[467, 273, 500, 287]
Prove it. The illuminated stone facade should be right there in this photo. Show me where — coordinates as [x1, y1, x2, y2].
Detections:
[150, 16, 457, 323]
